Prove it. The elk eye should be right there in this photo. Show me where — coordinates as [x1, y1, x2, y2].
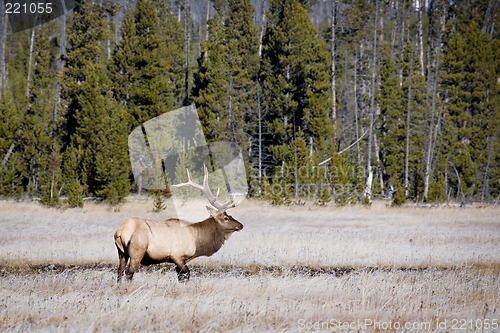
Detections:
[223, 217, 229, 221]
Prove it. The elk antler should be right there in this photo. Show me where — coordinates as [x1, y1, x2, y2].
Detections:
[172, 165, 236, 212]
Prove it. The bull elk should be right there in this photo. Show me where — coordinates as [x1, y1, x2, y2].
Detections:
[114, 167, 243, 282]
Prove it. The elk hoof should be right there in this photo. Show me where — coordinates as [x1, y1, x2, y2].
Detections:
[176, 266, 190, 282]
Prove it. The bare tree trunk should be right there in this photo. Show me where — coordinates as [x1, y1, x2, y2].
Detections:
[183, 0, 190, 106]
[50, 166, 56, 203]
[482, 0, 497, 37]
[53, 15, 66, 124]
[0, 3, 6, 98]
[256, 0, 266, 192]
[373, 132, 383, 192]
[400, 0, 406, 54]
[417, 3, 425, 76]
[227, 76, 234, 143]
[257, 84, 263, 191]
[422, 75, 437, 202]
[422, 7, 446, 202]
[330, 0, 337, 149]
[481, 138, 492, 203]
[354, 48, 361, 166]
[48, 15, 67, 203]
[26, 27, 37, 98]
[309, 137, 313, 158]
[258, 2, 266, 57]
[404, 50, 413, 197]
[397, 0, 406, 82]
[293, 126, 298, 199]
[2, 143, 15, 165]
[364, 0, 379, 201]
[452, 164, 466, 205]
[205, 0, 210, 41]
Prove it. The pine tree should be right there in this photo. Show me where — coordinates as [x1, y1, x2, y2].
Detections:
[224, 0, 259, 150]
[152, 189, 167, 212]
[62, 0, 110, 147]
[4, 30, 30, 113]
[260, 0, 332, 180]
[481, 38, 500, 201]
[378, 44, 404, 192]
[441, 24, 485, 199]
[76, 63, 131, 204]
[421, 0, 447, 203]
[22, 25, 58, 202]
[392, 182, 406, 206]
[270, 128, 316, 200]
[0, 30, 31, 181]
[193, 12, 228, 143]
[91, 68, 131, 203]
[193, 0, 259, 198]
[109, 0, 176, 131]
[62, 144, 83, 207]
[329, 153, 359, 206]
[62, 0, 130, 204]
[158, 0, 185, 108]
[401, 41, 425, 200]
[0, 92, 23, 195]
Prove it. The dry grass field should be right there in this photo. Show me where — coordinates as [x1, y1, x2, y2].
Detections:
[0, 199, 499, 332]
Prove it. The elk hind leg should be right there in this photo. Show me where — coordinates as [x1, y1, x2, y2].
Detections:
[125, 243, 145, 281]
[117, 250, 129, 283]
[125, 256, 142, 281]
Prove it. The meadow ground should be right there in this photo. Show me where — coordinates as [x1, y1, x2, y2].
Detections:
[0, 199, 499, 332]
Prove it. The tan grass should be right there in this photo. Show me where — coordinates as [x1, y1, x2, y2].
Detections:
[0, 200, 499, 332]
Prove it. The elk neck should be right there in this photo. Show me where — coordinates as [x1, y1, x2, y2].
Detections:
[191, 216, 227, 257]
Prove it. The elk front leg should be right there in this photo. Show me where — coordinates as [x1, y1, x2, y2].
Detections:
[174, 259, 190, 282]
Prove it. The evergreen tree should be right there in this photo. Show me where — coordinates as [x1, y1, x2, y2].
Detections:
[379, 44, 404, 191]
[77, 64, 131, 204]
[62, 0, 130, 204]
[0, 0, 498, 205]
[441, 24, 484, 199]
[270, 128, 317, 200]
[0, 30, 31, 191]
[392, 182, 406, 206]
[224, 0, 259, 150]
[109, 0, 177, 131]
[62, 0, 110, 145]
[157, 0, 185, 108]
[329, 153, 360, 206]
[401, 41, 425, 200]
[22, 25, 58, 203]
[260, 0, 332, 173]
[193, 12, 228, 143]
[193, 0, 259, 199]
[481, 38, 500, 200]
[0, 92, 23, 196]
[4, 30, 30, 113]
[62, 145, 83, 207]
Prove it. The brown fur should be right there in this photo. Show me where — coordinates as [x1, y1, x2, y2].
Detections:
[114, 207, 243, 282]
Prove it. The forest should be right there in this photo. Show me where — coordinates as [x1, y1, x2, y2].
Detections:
[0, 0, 498, 207]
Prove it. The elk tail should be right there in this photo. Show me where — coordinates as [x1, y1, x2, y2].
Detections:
[114, 231, 126, 254]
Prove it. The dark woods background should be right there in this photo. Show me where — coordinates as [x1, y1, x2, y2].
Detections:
[0, 0, 498, 207]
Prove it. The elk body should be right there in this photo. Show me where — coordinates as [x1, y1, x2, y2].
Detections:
[114, 168, 243, 282]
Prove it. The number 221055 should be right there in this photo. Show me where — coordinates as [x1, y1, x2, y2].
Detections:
[5, 2, 53, 14]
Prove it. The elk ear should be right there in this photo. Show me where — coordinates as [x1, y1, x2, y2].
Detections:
[206, 206, 218, 217]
